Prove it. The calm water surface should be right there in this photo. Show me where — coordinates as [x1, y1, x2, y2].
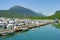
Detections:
[0, 24, 60, 40]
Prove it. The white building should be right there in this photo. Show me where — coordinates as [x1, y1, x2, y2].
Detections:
[0, 17, 7, 29]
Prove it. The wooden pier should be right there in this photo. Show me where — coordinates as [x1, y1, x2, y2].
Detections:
[0, 29, 15, 36]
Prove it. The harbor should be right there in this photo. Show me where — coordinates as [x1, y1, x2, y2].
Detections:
[0, 17, 55, 36]
[0, 0, 60, 40]
[0, 23, 60, 40]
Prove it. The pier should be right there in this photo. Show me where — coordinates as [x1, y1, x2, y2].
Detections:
[0, 29, 15, 36]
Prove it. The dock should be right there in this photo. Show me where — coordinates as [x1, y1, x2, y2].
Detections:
[0, 29, 15, 36]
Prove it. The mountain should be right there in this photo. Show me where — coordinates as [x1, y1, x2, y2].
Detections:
[0, 5, 45, 18]
[49, 10, 60, 19]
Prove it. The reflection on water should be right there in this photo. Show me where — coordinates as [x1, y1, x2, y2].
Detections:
[0, 24, 60, 40]
[52, 23, 60, 29]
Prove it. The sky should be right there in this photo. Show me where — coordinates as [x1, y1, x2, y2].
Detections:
[0, 0, 60, 16]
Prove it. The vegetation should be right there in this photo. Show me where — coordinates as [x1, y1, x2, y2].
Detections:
[0, 5, 60, 19]
[0, 5, 44, 19]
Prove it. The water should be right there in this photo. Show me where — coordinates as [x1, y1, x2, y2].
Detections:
[0, 24, 60, 40]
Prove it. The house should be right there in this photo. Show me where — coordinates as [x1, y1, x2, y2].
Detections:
[21, 20, 31, 27]
[7, 24, 15, 30]
[16, 23, 24, 28]
[7, 20, 16, 29]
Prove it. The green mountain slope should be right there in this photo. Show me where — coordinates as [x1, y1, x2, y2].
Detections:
[0, 5, 45, 18]
[49, 10, 60, 19]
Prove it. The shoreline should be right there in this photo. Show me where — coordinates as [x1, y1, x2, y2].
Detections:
[0, 20, 54, 36]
